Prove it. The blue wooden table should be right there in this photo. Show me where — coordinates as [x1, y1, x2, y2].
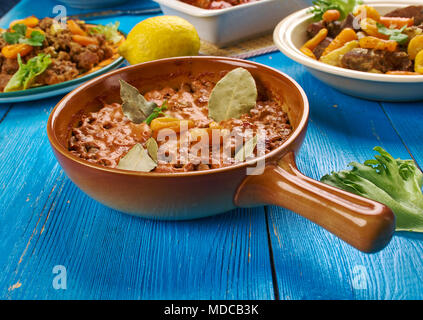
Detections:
[1, 0, 422, 300]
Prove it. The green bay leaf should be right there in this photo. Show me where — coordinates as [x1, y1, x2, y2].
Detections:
[145, 137, 158, 163]
[208, 68, 258, 122]
[119, 80, 157, 124]
[235, 135, 258, 162]
[117, 143, 157, 172]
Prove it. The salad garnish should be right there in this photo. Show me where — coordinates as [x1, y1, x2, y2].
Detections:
[308, 0, 361, 21]
[3, 23, 45, 46]
[321, 147, 423, 232]
[89, 22, 123, 44]
[4, 53, 51, 92]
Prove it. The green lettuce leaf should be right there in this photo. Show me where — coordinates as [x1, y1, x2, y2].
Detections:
[4, 53, 51, 92]
[89, 21, 122, 44]
[321, 147, 423, 232]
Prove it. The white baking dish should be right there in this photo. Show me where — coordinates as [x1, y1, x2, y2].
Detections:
[153, 0, 308, 47]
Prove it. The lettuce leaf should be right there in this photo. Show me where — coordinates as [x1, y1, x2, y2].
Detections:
[89, 21, 122, 44]
[4, 53, 51, 92]
[321, 147, 423, 232]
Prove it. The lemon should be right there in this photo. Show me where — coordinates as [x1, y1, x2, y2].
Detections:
[118, 16, 200, 64]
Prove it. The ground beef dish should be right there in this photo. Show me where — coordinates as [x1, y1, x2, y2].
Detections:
[69, 73, 292, 172]
[0, 17, 121, 92]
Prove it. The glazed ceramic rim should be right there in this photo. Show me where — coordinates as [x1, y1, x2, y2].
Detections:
[153, 0, 277, 17]
[47, 56, 309, 177]
[0, 25, 126, 99]
[273, 0, 423, 83]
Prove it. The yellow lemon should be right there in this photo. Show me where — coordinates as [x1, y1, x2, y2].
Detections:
[118, 16, 200, 64]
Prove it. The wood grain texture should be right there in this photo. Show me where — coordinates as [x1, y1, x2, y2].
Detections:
[250, 53, 423, 300]
[0, 0, 422, 300]
[380, 101, 423, 169]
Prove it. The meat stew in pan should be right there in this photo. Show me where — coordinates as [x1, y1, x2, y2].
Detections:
[302, 4, 423, 74]
[68, 68, 293, 173]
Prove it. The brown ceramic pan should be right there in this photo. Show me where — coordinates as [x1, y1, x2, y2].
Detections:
[47, 56, 395, 253]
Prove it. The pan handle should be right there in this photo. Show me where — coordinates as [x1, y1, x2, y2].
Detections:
[234, 152, 395, 253]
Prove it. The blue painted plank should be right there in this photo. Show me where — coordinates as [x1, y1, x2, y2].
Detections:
[251, 53, 423, 300]
[380, 101, 423, 169]
[0, 104, 13, 122]
[0, 0, 160, 28]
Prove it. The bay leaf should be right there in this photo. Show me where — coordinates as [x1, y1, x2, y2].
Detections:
[235, 135, 258, 162]
[145, 137, 158, 163]
[117, 143, 157, 172]
[119, 80, 157, 124]
[208, 68, 257, 122]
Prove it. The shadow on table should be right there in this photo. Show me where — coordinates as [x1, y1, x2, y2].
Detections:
[395, 231, 423, 241]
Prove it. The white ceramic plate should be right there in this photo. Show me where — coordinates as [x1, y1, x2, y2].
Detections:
[273, 0, 423, 101]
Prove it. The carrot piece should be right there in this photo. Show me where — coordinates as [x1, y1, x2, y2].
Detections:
[10, 16, 39, 28]
[1, 44, 33, 59]
[386, 71, 419, 75]
[359, 36, 397, 52]
[150, 117, 194, 132]
[322, 28, 358, 56]
[300, 28, 328, 59]
[304, 28, 328, 50]
[71, 35, 98, 46]
[323, 10, 341, 22]
[300, 46, 317, 59]
[67, 20, 87, 36]
[379, 17, 414, 29]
